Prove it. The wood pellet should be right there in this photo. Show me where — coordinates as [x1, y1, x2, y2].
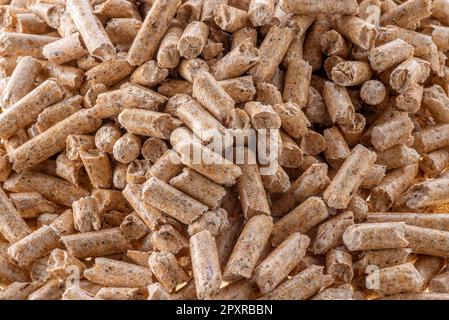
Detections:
[2, 0, 449, 301]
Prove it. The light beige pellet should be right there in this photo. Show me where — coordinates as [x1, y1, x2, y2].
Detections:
[211, 39, 259, 81]
[272, 197, 328, 246]
[326, 249, 353, 283]
[170, 168, 227, 210]
[343, 222, 409, 251]
[261, 265, 333, 300]
[148, 251, 189, 292]
[84, 257, 153, 288]
[4, 171, 89, 207]
[280, 0, 358, 15]
[0, 187, 31, 243]
[142, 176, 208, 225]
[253, 233, 310, 293]
[178, 21, 209, 59]
[190, 230, 222, 300]
[1, 56, 41, 109]
[323, 144, 377, 209]
[366, 263, 424, 296]
[193, 71, 235, 123]
[61, 228, 129, 259]
[66, 0, 114, 61]
[224, 214, 272, 281]
[272, 163, 330, 215]
[368, 39, 414, 73]
[249, 26, 293, 83]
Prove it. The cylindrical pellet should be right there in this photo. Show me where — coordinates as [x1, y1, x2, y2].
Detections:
[177, 21, 209, 59]
[4, 171, 89, 207]
[169, 94, 225, 144]
[214, 4, 249, 33]
[127, 0, 182, 66]
[61, 227, 129, 259]
[118, 108, 181, 139]
[331, 61, 372, 87]
[272, 163, 330, 216]
[193, 71, 235, 123]
[9, 110, 101, 172]
[331, 15, 378, 50]
[422, 85, 449, 124]
[253, 233, 310, 293]
[84, 257, 153, 287]
[280, 0, 358, 15]
[312, 211, 354, 255]
[390, 58, 430, 93]
[342, 222, 409, 251]
[367, 212, 449, 232]
[43, 32, 87, 65]
[248, 0, 275, 27]
[249, 26, 293, 83]
[169, 168, 226, 210]
[326, 249, 353, 283]
[157, 27, 183, 69]
[79, 149, 112, 189]
[211, 39, 259, 81]
[66, 0, 115, 61]
[323, 126, 350, 169]
[190, 230, 222, 300]
[0, 32, 58, 58]
[0, 188, 31, 244]
[323, 81, 355, 126]
[413, 124, 449, 154]
[0, 79, 63, 140]
[148, 251, 189, 292]
[390, 0, 431, 29]
[283, 58, 312, 108]
[7, 226, 59, 268]
[272, 197, 328, 246]
[323, 144, 377, 209]
[1, 56, 41, 109]
[223, 214, 273, 281]
[367, 263, 424, 297]
[142, 177, 208, 225]
[395, 177, 449, 211]
[368, 39, 414, 73]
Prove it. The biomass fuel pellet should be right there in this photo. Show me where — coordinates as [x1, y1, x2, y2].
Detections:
[2, 0, 449, 301]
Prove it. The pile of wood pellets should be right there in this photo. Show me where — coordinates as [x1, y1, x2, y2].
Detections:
[2, 0, 449, 300]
